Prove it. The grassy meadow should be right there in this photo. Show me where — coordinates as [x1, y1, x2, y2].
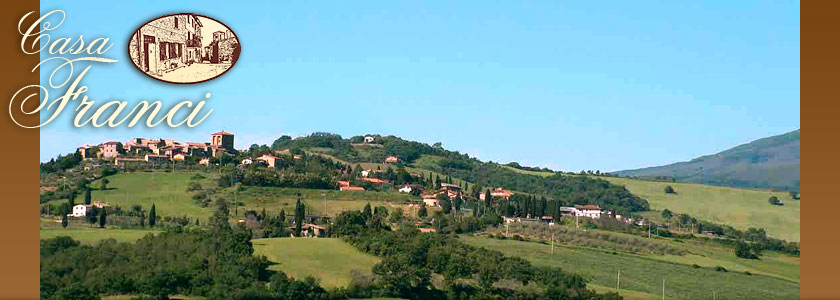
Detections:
[252, 238, 380, 288]
[599, 176, 800, 241]
[82, 171, 216, 219]
[460, 235, 799, 300]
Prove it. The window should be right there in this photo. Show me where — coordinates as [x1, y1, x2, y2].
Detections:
[159, 42, 167, 61]
[174, 17, 179, 28]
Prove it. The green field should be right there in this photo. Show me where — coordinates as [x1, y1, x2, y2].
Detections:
[600, 176, 800, 241]
[40, 228, 160, 245]
[460, 235, 799, 300]
[224, 186, 417, 219]
[48, 171, 420, 224]
[81, 172, 216, 219]
[253, 238, 380, 288]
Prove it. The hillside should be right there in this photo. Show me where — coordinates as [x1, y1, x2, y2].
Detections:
[616, 130, 800, 191]
[600, 176, 800, 241]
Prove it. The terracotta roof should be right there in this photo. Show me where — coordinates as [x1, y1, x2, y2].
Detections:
[574, 204, 601, 210]
[362, 177, 389, 184]
[212, 131, 234, 136]
[340, 186, 365, 191]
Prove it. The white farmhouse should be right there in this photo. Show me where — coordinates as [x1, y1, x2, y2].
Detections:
[364, 136, 375, 143]
[399, 185, 413, 193]
[69, 204, 92, 217]
[574, 205, 602, 219]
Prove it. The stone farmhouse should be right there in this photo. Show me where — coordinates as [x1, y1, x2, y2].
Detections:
[130, 14, 203, 76]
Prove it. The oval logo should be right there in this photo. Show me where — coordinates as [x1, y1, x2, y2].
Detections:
[128, 13, 240, 83]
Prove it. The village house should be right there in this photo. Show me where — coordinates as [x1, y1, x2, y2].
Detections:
[129, 14, 203, 76]
[99, 142, 123, 159]
[440, 183, 463, 198]
[241, 158, 253, 165]
[340, 186, 365, 191]
[199, 158, 210, 166]
[399, 184, 421, 193]
[364, 136, 375, 143]
[173, 153, 187, 161]
[574, 205, 602, 219]
[209, 29, 238, 63]
[69, 204, 92, 217]
[417, 228, 437, 233]
[300, 223, 328, 238]
[560, 205, 603, 219]
[255, 154, 279, 168]
[384, 156, 399, 163]
[422, 195, 440, 207]
[479, 187, 513, 201]
[362, 177, 389, 184]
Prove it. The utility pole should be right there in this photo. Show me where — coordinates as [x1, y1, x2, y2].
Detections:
[551, 232, 555, 254]
[662, 277, 665, 300]
[616, 269, 620, 291]
[648, 222, 652, 238]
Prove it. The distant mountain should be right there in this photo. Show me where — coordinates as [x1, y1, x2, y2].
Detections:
[615, 130, 800, 191]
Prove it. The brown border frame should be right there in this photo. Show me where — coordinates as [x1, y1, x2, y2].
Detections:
[802, 1, 838, 299]
[0, 1, 39, 299]
[127, 13, 241, 84]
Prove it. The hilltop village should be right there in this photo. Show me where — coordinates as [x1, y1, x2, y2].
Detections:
[72, 131, 619, 227]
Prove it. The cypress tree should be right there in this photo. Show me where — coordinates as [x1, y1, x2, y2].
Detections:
[84, 188, 91, 205]
[484, 189, 492, 206]
[294, 194, 304, 236]
[99, 208, 106, 228]
[149, 204, 156, 227]
[61, 214, 68, 228]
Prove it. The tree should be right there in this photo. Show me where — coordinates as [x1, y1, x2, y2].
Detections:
[735, 241, 759, 259]
[363, 202, 373, 220]
[484, 189, 492, 206]
[61, 214, 68, 228]
[418, 205, 428, 218]
[52, 283, 98, 300]
[768, 196, 783, 206]
[101, 178, 110, 190]
[84, 187, 91, 205]
[149, 204, 157, 227]
[664, 185, 676, 194]
[139, 211, 146, 227]
[99, 208, 107, 228]
[68, 193, 75, 209]
[294, 194, 304, 236]
[661, 209, 673, 219]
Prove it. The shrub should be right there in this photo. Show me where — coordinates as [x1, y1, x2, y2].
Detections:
[664, 185, 676, 194]
[714, 266, 727, 272]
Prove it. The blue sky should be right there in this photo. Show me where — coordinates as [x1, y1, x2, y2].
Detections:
[38, 1, 800, 172]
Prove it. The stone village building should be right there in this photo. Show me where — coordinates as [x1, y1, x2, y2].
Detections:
[130, 14, 203, 76]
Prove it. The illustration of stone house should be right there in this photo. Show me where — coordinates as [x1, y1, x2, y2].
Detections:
[129, 14, 203, 76]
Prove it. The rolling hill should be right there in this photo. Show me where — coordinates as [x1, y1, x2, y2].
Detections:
[616, 130, 800, 191]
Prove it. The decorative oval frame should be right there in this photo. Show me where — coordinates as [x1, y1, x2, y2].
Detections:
[127, 13, 241, 84]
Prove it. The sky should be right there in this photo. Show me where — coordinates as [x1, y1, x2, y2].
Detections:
[37, 1, 800, 172]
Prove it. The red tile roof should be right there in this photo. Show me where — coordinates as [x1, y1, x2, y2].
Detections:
[212, 131, 234, 136]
